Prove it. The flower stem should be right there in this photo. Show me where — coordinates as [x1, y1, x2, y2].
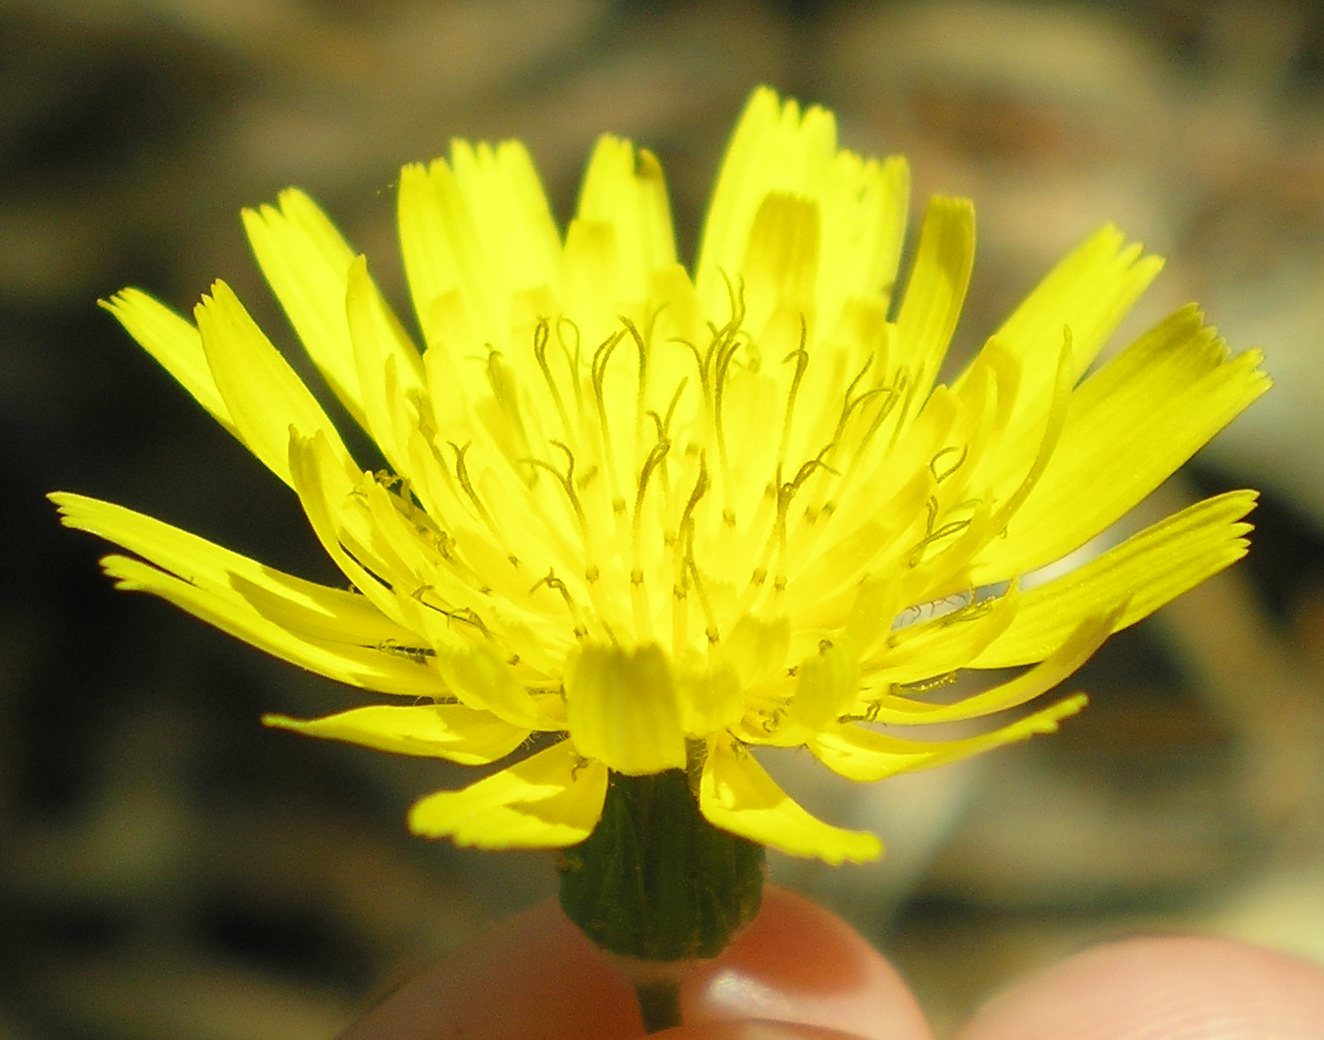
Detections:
[634, 979, 682, 1033]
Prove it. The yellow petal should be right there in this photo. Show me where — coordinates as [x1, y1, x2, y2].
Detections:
[50, 490, 413, 646]
[994, 225, 1162, 395]
[99, 554, 440, 696]
[867, 607, 1118, 724]
[287, 431, 416, 629]
[195, 281, 351, 487]
[974, 306, 1271, 580]
[575, 135, 676, 300]
[449, 139, 562, 295]
[819, 153, 910, 314]
[345, 254, 426, 472]
[787, 634, 861, 733]
[351, 478, 444, 589]
[264, 703, 526, 764]
[402, 138, 561, 346]
[812, 694, 1088, 782]
[242, 189, 365, 427]
[868, 584, 1019, 685]
[100, 289, 234, 434]
[696, 88, 821, 300]
[398, 158, 487, 349]
[408, 739, 607, 849]
[893, 195, 976, 404]
[972, 490, 1257, 669]
[675, 657, 745, 735]
[977, 330, 1073, 538]
[721, 613, 792, 687]
[422, 634, 549, 731]
[800, 382, 958, 591]
[560, 217, 625, 344]
[565, 642, 685, 774]
[740, 191, 821, 317]
[698, 736, 880, 864]
[924, 333, 1073, 590]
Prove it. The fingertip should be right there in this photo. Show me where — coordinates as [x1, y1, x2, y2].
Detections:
[955, 935, 1324, 1040]
[680, 887, 934, 1040]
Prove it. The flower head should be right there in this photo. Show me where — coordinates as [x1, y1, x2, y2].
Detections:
[53, 88, 1268, 867]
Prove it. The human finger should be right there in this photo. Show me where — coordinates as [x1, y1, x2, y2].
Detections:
[954, 935, 1324, 1040]
[674, 886, 931, 1040]
[337, 886, 933, 1040]
[335, 895, 636, 1040]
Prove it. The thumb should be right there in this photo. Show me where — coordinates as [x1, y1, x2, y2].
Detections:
[955, 936, 1324, 1040]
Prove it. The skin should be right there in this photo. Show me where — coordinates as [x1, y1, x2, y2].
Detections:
[338, 887, 1324, 1040]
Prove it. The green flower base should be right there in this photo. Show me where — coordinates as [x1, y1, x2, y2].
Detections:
[558, 766, 766, 962]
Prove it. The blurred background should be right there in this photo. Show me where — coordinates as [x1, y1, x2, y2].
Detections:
[4, 0, 1324, 1036]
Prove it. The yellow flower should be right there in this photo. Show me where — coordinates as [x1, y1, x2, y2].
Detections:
[52, 88, 1268, 867]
